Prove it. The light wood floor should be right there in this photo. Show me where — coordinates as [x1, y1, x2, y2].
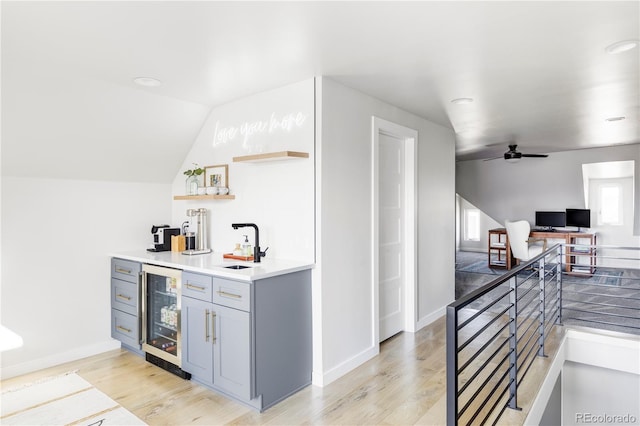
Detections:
[1, 316, 563, 425]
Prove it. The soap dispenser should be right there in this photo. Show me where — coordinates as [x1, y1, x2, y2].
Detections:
[242, 235, 251, 257]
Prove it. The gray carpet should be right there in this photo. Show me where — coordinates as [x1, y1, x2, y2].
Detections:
[455, 250, 640, 335]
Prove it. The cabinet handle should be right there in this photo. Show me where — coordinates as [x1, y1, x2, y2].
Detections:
[116, 325, 132, 334]
[186, 283, 206, 291]
[205, 309, 210, 342]
[211, 312, 217, 344]
[116, 294, 132, 301]
[217, 290, 242, 299]
[115, 267, 132, 274]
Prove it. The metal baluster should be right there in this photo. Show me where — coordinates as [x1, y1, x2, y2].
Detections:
[508, 276, 521, 411]
[446, 305, 459, 426]
[557, 247, 563, 325]
[538, 257, 547, 357]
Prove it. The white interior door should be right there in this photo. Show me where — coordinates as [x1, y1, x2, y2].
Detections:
[378, 132, 405, 341]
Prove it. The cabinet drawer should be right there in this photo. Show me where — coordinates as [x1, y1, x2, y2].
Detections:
[183, 271, 213, 302]
[111, 278, 138, 315]
[111, 258, 141, 283]
[112, 309, 140, 348]
[212, 278, 251, 312]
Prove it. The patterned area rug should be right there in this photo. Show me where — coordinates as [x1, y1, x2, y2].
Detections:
[1, 372, 145, 425]
[456, 259, 624, 286]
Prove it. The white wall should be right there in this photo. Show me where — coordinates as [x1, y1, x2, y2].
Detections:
[170, 79, 315, 262]
[315, 77, 455, 385]
[563, 361, 640, 425]
[1, 177, 172, 378]
[456, 144, 640, 247]
[1, 77, 455, 387]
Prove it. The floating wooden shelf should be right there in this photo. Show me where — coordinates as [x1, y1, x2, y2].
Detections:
[232, 151, 309, 163]
[173, 194, 235, 200]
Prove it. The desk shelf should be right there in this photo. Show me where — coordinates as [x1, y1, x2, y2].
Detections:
[488, 228, 512, 269]
[566, 233, 597, 276]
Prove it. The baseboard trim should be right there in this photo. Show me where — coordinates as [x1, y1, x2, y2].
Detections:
[0, 339, 121, 380]
[313, 344, 379, 387]
[416, 306, 446, 331]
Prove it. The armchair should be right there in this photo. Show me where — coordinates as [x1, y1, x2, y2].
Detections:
[505, 220, 547, 264]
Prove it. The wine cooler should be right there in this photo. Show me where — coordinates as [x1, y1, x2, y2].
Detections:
[142, 264, 190, 379]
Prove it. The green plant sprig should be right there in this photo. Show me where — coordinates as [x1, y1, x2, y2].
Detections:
[183, 163, 205, 177]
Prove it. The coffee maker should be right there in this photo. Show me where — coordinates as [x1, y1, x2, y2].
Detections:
[182, 208, 212, 255]
[148, 225, 180, 252]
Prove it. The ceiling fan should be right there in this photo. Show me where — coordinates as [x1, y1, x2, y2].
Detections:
[486, 144, 549, 162]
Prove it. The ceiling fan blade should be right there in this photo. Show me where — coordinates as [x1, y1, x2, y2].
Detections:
[483, 156, 504, 161]
[521, 153, 549, 158]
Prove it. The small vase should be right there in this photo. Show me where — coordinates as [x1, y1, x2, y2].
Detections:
[185, 175, 199, 196]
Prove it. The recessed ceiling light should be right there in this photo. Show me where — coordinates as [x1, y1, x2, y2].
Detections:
[605, 116, 626, 122]
[451, 98, 474, 105]
[133, 77, 162, 87]
[605, 40, 639, 54]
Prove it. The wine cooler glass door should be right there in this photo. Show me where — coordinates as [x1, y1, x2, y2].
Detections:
[142, 264, 182, 366]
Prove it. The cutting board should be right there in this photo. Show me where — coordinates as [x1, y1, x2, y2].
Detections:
[223, 253, 254, 261]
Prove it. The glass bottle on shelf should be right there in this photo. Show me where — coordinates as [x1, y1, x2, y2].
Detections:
[186, 175, 198, 196]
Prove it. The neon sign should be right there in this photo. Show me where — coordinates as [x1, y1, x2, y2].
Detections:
[212, 112, 308, 148]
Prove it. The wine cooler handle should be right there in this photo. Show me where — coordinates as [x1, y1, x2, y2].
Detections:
[139, 271, 144, 345]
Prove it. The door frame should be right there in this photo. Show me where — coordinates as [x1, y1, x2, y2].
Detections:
[372, 116, 417, 347]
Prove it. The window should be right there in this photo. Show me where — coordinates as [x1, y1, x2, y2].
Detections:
[599, 184, 622, 226]
[583, 161, 635, 231]
[464, 209, 480, 241]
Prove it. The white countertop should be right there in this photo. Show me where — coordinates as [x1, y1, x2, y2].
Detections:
[111, 250, 314, 282]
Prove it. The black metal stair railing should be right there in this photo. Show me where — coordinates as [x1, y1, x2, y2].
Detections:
[447, 244, 563, 426]
[448, 243, 640, 425]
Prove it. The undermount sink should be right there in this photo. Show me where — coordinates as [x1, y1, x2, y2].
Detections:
[224, 264, 252, 270]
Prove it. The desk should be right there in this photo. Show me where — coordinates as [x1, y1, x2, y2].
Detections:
[488, 229, 597, 275]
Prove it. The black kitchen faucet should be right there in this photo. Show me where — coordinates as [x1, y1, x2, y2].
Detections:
[231, 223, 268, 262]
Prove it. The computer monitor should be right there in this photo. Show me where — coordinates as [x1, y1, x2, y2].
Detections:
[535, 211, 566, 230]
[566, 208, 591, 229]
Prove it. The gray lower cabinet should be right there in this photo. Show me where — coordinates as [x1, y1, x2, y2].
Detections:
[181, 296, 214, 383]
[181, 269, 311, 411]
[213, 304, 251, 400]
[110, 258, 142, 355]
[181, 272, 252, 401]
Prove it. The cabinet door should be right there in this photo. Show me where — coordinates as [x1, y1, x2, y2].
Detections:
[112, 309, 140, 349]
[111, 278, 138, 315]
[111, 258, 141, 283]
[181, 296, 214, 385]
[213, 304, 251, 400]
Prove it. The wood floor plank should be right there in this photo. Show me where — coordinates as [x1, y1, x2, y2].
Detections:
[1, 315, 562, 425]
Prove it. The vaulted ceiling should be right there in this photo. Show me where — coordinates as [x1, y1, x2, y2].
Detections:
[2, 1, 638, 182]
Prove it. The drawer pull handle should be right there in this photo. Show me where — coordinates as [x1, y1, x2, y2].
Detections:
[116, 325, 132, 334]
[116, 294, 131, 301]
[115, 267, 132, 274]
[186, 283, 206, 291]
[217, 290, 242, 299]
